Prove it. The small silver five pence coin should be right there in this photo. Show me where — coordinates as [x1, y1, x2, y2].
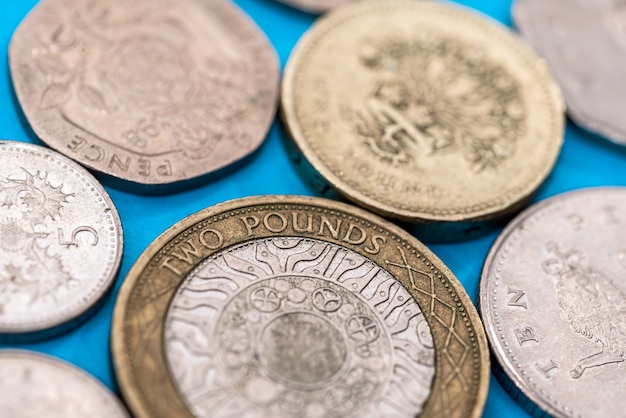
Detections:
[0, 141, 123, 340]
[480, 187, 626, 417]
[0, 350, 129, 417]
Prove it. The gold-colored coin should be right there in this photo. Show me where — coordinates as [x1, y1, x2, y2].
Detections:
[281, 0, 564, 231]
[112, 195, 489, 418]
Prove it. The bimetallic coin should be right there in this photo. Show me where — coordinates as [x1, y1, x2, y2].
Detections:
[281, 0, 564, 239]
[0, 141, 122, 340]
[514, 0, 626, 146]
[0, 350, 129, 417]
[9, 0, 279, 191]
[480, 188, 626, 417]
[112, 195, 489, 418]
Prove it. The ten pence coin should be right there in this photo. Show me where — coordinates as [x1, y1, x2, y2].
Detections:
[9, 0, 279, 191]
[481, 188, 626, 417]
[0, 141, 123, 340]
[281, 0, 564, 230]
[111, 195, 489, 418]
[0, 350, 129, 417]
[514, 0, 626, 146]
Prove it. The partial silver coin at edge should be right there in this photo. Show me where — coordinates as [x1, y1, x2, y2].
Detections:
[480, 188, 626, 417]
[514, 0, 626, 145]
[9, 0, 279, 191]
[0, 350, 129, 417]
[0, 141, 123, 339]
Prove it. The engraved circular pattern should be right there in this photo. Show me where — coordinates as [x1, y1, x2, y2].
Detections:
[9, 0, 279, 187]
[258, 311, 347, 387]
[164, 237, 434, 417]
[282, 0, 563, 222]
[481, 188, 626, 417]
[0, 350, 128, 417]
[0, 141, 122, 334]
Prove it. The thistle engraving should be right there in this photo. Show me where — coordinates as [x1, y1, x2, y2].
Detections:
[346, 35, 525, 171]
[165, 237, 435, 417]
[542, 242, 626, 378]
[0, 169, 75, 315]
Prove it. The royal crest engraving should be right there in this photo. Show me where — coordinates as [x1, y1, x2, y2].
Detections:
[346, 35, 525, 171]
[165, 237, 435, 418]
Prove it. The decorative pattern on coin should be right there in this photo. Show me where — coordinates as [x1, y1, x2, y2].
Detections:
[0, 141, 122, 339]
[481, 188, 626, 417]
[281, 0, 564, 225]
[0, 350, 129, 417]
[9, 0, 279, 190]
[112, 196, 489, 418]
[514, 0, 626, 145]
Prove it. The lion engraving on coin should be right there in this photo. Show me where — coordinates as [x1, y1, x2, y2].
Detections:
[542, 242, 626, 378]
[345, 35, 525, 171]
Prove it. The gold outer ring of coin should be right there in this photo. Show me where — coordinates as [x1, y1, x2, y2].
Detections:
[111, 195, 489, 418]
[281, 0, 564, 226]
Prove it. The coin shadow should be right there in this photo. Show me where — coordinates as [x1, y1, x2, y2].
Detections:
[569, 118, 626, 156]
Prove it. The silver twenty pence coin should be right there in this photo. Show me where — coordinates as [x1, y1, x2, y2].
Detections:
[480, 187, 626, 417]
[9, 0, 279, 191]
[514, 0, 626, 145]
[0, 350, 129, 417]
[164, 237, 436, 417]
[0, 141, 123, 340]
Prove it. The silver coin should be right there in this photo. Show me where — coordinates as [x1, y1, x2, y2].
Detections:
[9, 0, 279, 191]
[164, 237, 435, 417]
[0, 141, 123, 339]
[480, 187, 626, 417]
[514, 0, 626, 145]
[0, 350, 129, 417]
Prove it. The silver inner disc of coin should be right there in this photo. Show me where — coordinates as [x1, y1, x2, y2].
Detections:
[164, 237, 435, 418]
[481, 188, 626, 417]
[0, 141, 122, 334]
[0, 350, 128, 417]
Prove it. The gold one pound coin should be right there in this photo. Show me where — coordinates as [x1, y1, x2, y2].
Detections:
[282, 0, 564, 230]
[111, 195, 489, 418]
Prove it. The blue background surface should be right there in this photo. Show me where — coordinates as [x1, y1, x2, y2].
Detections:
[1, 0, 625, 416]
